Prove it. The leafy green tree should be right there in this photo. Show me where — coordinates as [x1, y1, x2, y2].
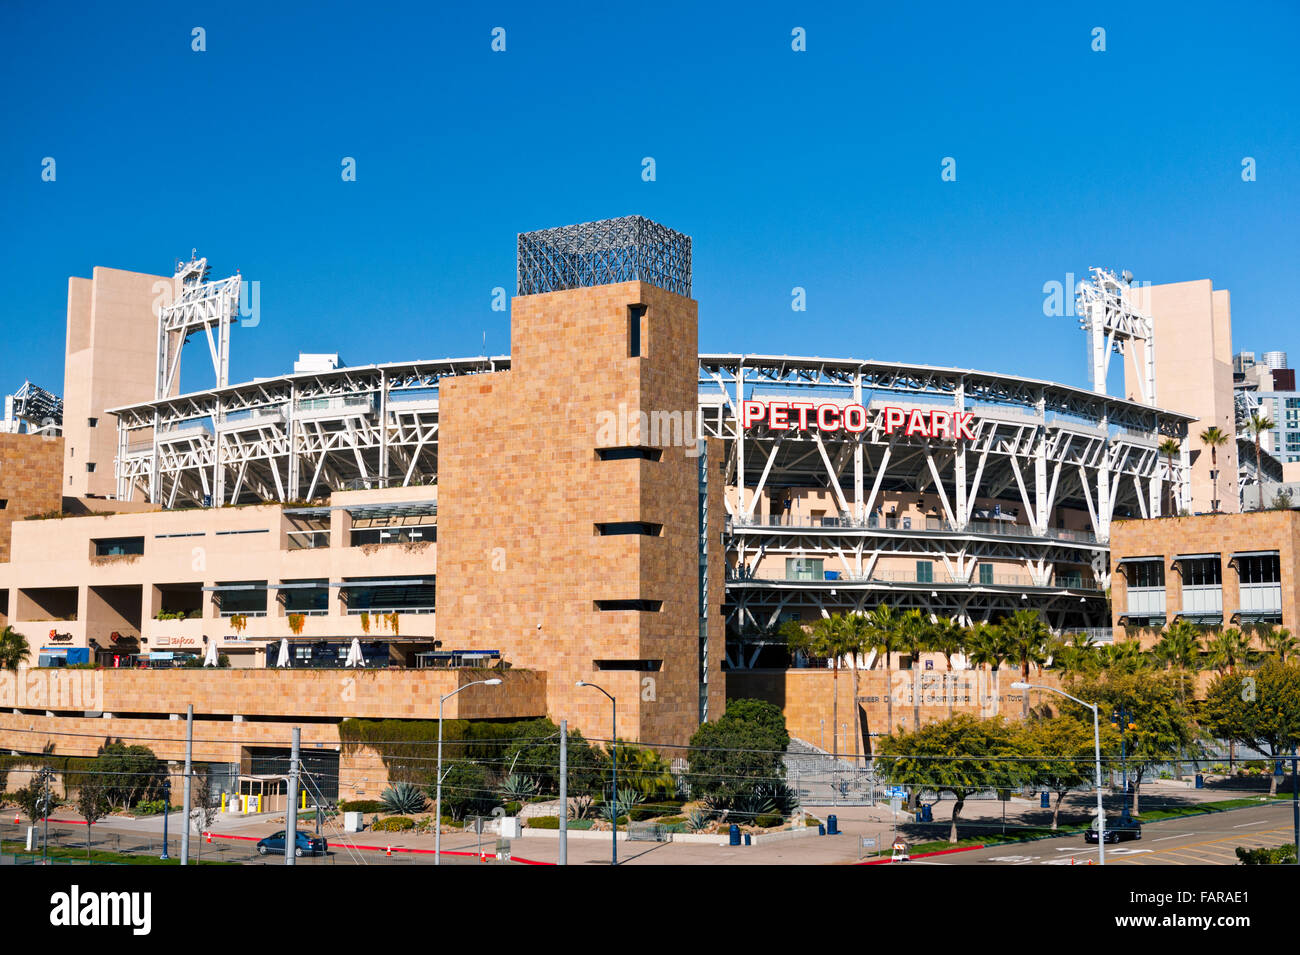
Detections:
[1017, 715, 1118, 830]
[1204, 627, 1252, 676]
[687, 699, 789, 810]
[614, 742, 677, 806]
[433, 760, 496, 820]
[95, 742, 167, 810]
[1202, 659, 1300, 795]
[501, 720, 609, 799]
[1050, 632, 1100, 680]
[0, 625, 30, 672]
[1066, 670, 1197, 815]
[75, 775, 109, 859]
[877, 714, 1018, 843]
[1097, 638, 1150, 675]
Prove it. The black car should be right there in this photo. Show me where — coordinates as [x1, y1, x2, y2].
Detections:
[257, 830, 328, 857]
[1084, 816, 1142, 844]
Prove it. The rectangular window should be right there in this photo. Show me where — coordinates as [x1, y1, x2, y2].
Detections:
[93, 537, 144, 557]
[978, 563, 993, 585]
[916, 561, 934, 583]
[595, 522, 663, 536]
[593, 659, 663, 671]
[86, 462, 96, 473]
[1129, 560, 1165, 589]
[0, 499, 7, 510]
[87, 417, 98, 428]
[594, 599, 662, 612]
[628, 305, 646, 358]
[1238, 554, 1281, 585]
[1181, 557, 1222, 587]
[785, 558, 824, 581]
[596, 447, 662, 462]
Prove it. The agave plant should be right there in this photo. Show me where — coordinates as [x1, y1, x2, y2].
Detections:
[380, 781, 428, 815]
[732, 792, 778, 821]
[600, 787, 643, 821]
[500, 773, 539, 802]
[568, 794, 594, 820]
[686, 808, 711, 832]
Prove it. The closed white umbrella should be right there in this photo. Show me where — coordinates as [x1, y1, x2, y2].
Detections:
[203, 640, 219, 667]
[276, 638, 291, 668]
[345, 638, 365, 668]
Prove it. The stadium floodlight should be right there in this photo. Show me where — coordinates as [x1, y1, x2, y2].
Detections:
[1075, 267, 1155, 405]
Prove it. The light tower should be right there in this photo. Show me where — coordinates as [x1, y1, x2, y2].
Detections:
[155, 252, 242, 399]
[1075, 267, 1156, 405]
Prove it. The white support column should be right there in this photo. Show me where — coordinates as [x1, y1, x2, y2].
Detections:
[954, 379, 967, 528]
[1034, 393, 1049, 533]
[378, 370, 389, 488]
[853, 372, 864, 522]
[287, 381, 299, 499]
[1178, 439, 1192, 513]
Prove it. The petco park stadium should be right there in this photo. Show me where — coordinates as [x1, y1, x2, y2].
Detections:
[0, 216, 1227, 768]
[104, 219, 1192, 661]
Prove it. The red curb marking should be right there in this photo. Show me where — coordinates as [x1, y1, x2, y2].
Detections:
[203, 831, 553, 865]
[858, 844, 986, 864]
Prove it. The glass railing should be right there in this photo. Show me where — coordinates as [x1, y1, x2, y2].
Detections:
[731, 513, 1096, 544]
[729, 568, 1102, 590]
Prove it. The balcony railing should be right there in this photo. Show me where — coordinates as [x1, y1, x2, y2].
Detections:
[729, 568, 1102, 591]
[731, 513, 1096, 544]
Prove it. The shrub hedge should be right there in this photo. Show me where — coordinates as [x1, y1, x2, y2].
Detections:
[371, 816, 416, 832]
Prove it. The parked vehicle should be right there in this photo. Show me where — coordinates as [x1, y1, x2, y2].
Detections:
[1084, 816, 1142, 844]
[257, 830, 328, 857]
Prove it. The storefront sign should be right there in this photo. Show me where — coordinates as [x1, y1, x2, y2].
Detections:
[47, 630, 73, 643]
[741, 400, 975, 439]
[152, 635, 203, 650]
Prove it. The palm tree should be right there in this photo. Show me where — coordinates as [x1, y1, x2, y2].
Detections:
[1049, 631, 1099, 680]
[0, 625, 31, 672]
[867, 603, 903, 741]
[1158, 437, 1182, 515]
[1002, 609, 1051, 717]
[1199, 425, 1229, 512]
[838, 612, 876, 763]
[1154, 620, 1201, 778]
[897, 610, 932, 731]
[1259, 626, 1298, 662]
[965, 622, 1009, 711]
[786, 614, 857, 762]
[1204, 627, 1250, 676]
[928, 619, 965, 718]
[1248, 411, 1275, 511]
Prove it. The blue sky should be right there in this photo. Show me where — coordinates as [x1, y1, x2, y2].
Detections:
[2, 1, 1297, 399]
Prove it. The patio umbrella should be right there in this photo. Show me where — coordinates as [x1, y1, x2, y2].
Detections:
[345, 637, 365, 668]
[203, 640, 219, 667]
[276, 638, 291, 668]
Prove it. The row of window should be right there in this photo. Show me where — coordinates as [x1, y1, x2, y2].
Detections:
[1127, 554, 1281, 588]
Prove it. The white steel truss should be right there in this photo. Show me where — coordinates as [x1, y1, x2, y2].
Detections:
[156, 254, 242, 400]
[1075, 267, 1156, 405]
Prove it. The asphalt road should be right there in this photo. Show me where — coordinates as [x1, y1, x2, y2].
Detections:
[927, 800, 1299, 865]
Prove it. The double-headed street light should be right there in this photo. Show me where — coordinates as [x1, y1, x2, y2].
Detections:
[576, 680, 617, 866]
[1012, 681, 1106, 866]
[435, 678, 502, 865]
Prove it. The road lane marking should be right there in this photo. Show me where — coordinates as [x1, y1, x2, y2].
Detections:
[1233, 820, 1269, 827]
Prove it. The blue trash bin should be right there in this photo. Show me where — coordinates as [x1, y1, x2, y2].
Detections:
[1040, 792, 1050, 809]
[729, 824, 741, 846]
[827, 813, 840, 835]
[817, 822, 826, 835]
[921, 804, 933, 823]
[744, 833, 752, 846]
[1195, 773, 1204, 789]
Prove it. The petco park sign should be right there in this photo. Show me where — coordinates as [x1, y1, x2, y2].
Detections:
[741, 401, 975, 440]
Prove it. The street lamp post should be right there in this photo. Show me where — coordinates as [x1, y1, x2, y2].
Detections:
[160, 778, 171, 860]
[435, 678, 502, 865]
[1013, 681, 1106, 866]
[576, 680, 617, 866]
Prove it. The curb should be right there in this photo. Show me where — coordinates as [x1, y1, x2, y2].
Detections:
[204, 831, 554, 865]
[859, 844, 986, 865]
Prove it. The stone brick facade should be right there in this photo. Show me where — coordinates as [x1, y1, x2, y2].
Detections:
[0, 433, 63, 568]
[437, 281, 724, 748]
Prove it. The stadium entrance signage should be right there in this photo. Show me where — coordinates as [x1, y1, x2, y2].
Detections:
[741, 400, 975, 440]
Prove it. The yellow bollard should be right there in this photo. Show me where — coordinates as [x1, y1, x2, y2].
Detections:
[301, 789, 307, 810]
[221, 792, 226, 813]
[257, 794, 262, 813]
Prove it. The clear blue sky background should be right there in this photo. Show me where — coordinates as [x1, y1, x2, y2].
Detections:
[2, 1, 1296, 399]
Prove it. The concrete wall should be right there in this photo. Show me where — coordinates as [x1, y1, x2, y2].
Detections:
[63, 267, 168, 499]
[0, 433, 63, 569]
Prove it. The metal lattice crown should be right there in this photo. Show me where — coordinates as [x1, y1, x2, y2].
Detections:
[517, 216, 691, 297]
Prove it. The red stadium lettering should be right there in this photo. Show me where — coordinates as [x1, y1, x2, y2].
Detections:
[741, 400, 765, 428]
[905, 408, 929, 437]
[768, 400, 790, 430]
[844, 404, 867, 433]
[790, 401, 815, 430]
[954, 412, 976, 440]
[883, 407, 906, 434]
[817, 403, 842, 431]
